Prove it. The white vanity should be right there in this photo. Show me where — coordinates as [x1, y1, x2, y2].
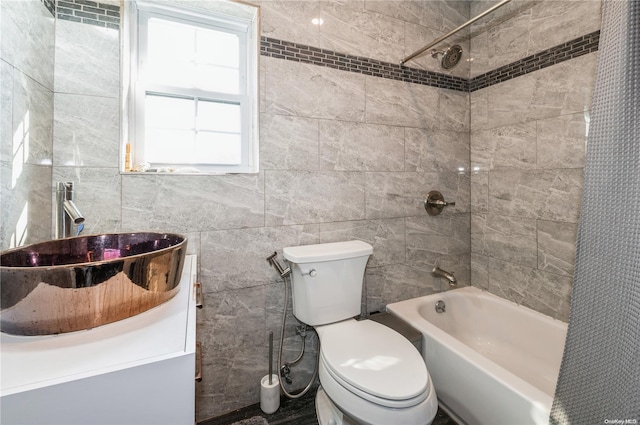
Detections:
[0, 255, 198, 425]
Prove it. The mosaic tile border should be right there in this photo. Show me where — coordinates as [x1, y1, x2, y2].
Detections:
[469, 30, 600, 91]
[56, 0, 120, 30]
[261, 31, 600, 93]
[42, 0, 55, 16]
[260, 37, 468, 92]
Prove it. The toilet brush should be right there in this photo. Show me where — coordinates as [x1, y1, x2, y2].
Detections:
[261, 331, 280, 414]
[269, 331, 273, 385]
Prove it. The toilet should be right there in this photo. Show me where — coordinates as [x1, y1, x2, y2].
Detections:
[283, 240, 438, 425]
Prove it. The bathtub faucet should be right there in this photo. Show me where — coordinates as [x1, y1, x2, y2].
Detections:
[432, 265, 457, 287]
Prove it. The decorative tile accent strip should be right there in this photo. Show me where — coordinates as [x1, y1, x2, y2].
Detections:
[260, 37, 469, 92]
[42, 0, 55, 16]
[261, 31, 600, 93]
[56, 0, 120, 30]
[469, 31, 600, 92]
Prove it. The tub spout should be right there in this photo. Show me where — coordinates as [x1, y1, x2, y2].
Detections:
[432, 265, 457, 287]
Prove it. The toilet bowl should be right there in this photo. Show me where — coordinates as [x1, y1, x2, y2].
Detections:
[282, 241, 438, 425]
[314, 319, 438, 425]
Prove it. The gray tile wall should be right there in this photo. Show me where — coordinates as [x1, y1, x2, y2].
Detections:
[52, 17, 121, 236]
[46, 1, 471, 420]
[469, 0, 602, 321]
[0, 0, 55, 248]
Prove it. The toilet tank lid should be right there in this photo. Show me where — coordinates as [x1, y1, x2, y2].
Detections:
[283, 240, 373, 263]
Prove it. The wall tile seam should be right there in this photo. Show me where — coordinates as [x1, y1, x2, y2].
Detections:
[261, 113, 466, 132]
[202, 281, 275, 293]
[471, 250, 569, 273]
[471, 211, 579, 223]
[470, 109, 593, 133]
[262, 31, 600, 93]
[470, 215, 580, 228]
[54, 88, 119, 100]
[474, 165, 586, 172]
[11, 67, 55, 96]
[0, 161, 53, 170]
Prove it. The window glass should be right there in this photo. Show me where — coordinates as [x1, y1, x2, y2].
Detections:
[146, 17, 241, 94]
[146, 18, 196, 88]
[145, 94, 194, 130]
[145, 128, 194, 163]
[144, 95, 244, 165]
[196, 133, 242, 165]
[197, 100, 241, 133]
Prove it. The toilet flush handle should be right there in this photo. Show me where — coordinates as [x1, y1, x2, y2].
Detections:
[302, 269, 317, 277]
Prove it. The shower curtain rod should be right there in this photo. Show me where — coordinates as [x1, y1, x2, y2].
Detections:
[401, 0, 512, 65]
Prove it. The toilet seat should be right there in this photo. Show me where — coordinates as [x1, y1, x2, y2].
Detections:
[316, 319, 430, 408]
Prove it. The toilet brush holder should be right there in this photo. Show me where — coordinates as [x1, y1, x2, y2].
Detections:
[260, 374, 280, 414]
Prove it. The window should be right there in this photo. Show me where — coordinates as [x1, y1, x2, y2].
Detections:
[123, 0, 259, 174]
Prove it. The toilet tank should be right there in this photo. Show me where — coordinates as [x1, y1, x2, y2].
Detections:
[283, 241, 373, 326]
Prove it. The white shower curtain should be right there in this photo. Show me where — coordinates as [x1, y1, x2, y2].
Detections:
[550, 0, 639, 423]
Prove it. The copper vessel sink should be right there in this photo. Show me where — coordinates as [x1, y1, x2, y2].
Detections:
[0, 233, 187, 336]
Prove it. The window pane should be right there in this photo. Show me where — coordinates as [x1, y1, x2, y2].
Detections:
[147, 18, 196, 88]
[148, 18, 194, 63]
[145, 96, 243, 165]
[196, 65, 240, 93]
[145, 128, 195, 164]
[196, 132, 242, 165]
[197, 100, 241, 133]
[196, 28, 239, 68]
[145, 95, 196, 164]
[145, 95, 194, 130]
[146, 17, 240, 94]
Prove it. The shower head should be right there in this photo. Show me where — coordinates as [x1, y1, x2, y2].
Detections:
[431, 45, 463, 70]
[442, 45, 463, 69]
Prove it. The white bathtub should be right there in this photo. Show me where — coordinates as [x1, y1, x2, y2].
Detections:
[387, 287, 567, 425]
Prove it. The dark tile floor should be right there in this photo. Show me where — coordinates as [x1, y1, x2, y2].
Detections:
[198, 385, 458, 425]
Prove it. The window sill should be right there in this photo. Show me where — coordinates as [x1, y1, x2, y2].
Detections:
[121, 169, 260, 176]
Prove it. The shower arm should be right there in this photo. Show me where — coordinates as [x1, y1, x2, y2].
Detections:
[401, 0, 512, 65]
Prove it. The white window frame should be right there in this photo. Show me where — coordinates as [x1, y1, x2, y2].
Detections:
[123, 0, 259, 174]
